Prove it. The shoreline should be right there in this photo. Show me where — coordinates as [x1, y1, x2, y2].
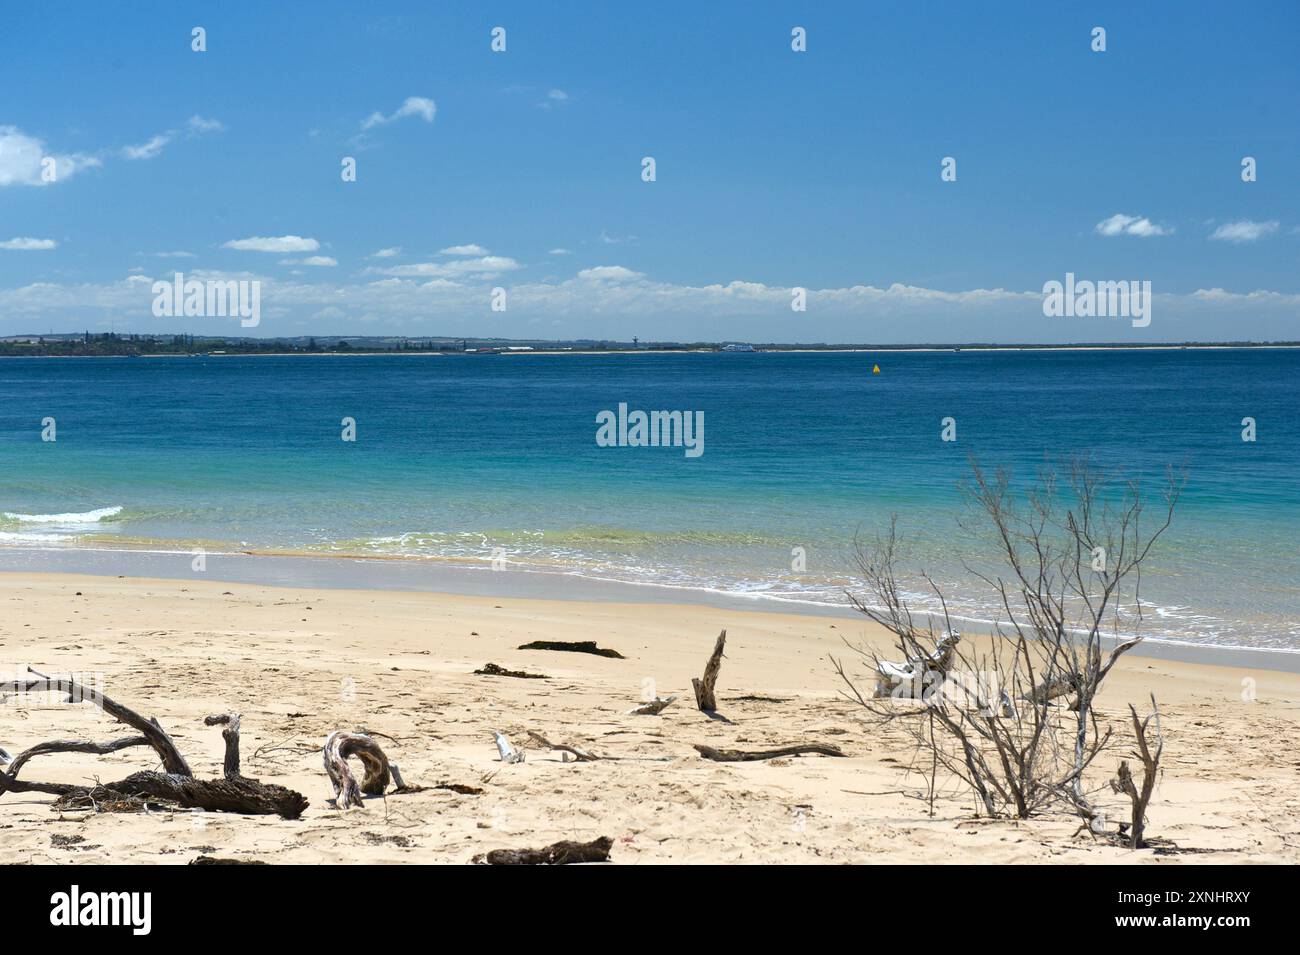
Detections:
[2, 545, 1295, 674]
[4, 343, 1300, 359]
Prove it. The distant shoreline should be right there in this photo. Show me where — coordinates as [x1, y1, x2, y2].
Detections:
[3, 342, 1299, 359]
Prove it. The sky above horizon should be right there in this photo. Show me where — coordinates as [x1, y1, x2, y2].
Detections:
[2, 1, 1298, 343]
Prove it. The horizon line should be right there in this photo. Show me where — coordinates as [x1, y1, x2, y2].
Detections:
[3, 332, 1300, 351]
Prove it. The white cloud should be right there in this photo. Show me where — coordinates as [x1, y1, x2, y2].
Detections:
[1095, 213, 1172, 237]
[2, 119, 219, 185]
[0, 126, 101, 187]
[439, 244, 488, 255]
[122, 134, 171, 161]
[5, 268, 1300, 343]
[280, 255, 338, 267]
[548, 248, 572, 255]
[186, 115, 225, 134]
[371, 247, 401, 258]
[371, 255, 521, 278]
[548, 89, 569, 101]
[0, 236, 57, 250]
[361, 96, 437, 131]
[1190, 287, 1286, 303]
[1124, 219, 1170, 238]
[122, 115, 223, 162]
[599, 230, 636, 244]
[152, 251, 196, 258]
[576, 265, 643, 282]
[1208, 220, 1279, 243]
[223, 235, 320, 253]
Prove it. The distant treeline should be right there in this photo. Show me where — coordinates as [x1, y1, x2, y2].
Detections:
[0, 332, 1294, 357]
[0, 332, 693, 356]
[0, 333, 704, 356]
[0, 334, 473, 357]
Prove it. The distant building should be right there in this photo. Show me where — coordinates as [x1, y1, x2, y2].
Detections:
[721, 343, 755, 352]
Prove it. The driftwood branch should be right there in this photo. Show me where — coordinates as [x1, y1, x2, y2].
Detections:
[472, 836, 613, 865]
[691, 630, 726, 712]
[516, 640, 624, 658]
[0, 735, 150, 779]
[323, 731, 392, 808]
[1, 676, 309, 818]
[628, 694, 678, 715]
[693, 743, 846, 762]
[0, 762, 308, 819]
[526, 731, 599, 761]
[0, 765, 309, 819]
[474, 662, 548, 679]
[1023, 674, 1077, 705]
[1, 673, 191, 776]
[873, 631, 960, 699]
[1110, 694, 1163, 848]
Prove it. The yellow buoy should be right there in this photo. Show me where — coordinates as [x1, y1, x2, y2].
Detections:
[872, 364, 880, 374]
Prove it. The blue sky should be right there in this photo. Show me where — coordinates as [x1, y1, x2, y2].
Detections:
[1, 0, 1297, 342]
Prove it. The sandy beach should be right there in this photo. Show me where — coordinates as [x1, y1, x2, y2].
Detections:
[2, 571, 1296, 865]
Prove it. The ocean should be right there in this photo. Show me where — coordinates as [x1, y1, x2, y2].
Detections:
[1, 349, 1296, 652]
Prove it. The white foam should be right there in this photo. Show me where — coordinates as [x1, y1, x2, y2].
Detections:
[2, 506, 124, 524]
[0, 531, 75, 543]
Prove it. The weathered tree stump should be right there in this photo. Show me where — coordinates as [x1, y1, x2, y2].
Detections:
[204, 713, 241, 779]
[692, 630, 726, 712]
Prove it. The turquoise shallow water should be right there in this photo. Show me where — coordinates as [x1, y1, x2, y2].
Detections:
[0, 350, 1296, 650]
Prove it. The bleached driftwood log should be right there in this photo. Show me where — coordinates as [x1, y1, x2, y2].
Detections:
[322, 731, 393, 809]
[628, 694, 677, 715]
[490, 730, 525, 764]
[692, 629, 726, 712]
[873, 630, 960, 699]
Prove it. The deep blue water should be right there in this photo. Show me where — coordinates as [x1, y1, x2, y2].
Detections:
[1, 350, 1296, 649]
